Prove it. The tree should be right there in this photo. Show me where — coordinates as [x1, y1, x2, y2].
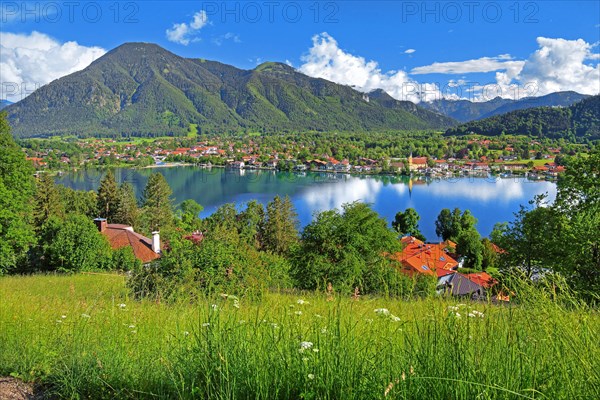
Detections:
[481, 238, 499, 271]
[0, 113, 36, 274]
[435, 208, 477, 241]
[392, 208, 426, 241]
[239, 200, 265, 248]
[263, 195, 299, 255]
[456, 228, 484, 270]
[115, 183, 139, 228]
[178, 199, 203, 233]
[43, 214, 113, 272]
[33, 173, 64, 230]
[59, 187, 97, 218]
[97, 170, 119, 222]
[292, 202, 402, 293]
[141, 173, 174, 233]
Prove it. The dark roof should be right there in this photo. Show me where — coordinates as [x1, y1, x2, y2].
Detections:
[102, 224, 160, 264]
[445, 273, 484, 296]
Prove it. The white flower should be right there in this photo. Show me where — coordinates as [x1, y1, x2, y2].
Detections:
[238, 320, 246, 324]
[300, 341, 313, 350]
[471, 310, 485, 318]
[61, 315, 67, 319]
[455, 312, 461, 318]
[468, 313, 476, 318]
[81, 314, 91, 318]
[118, 303, 126, 308]
[183, 331, 190, 336]
[313, 348, 319, 353]
[390, 315, 401, 322]
[271, 323, 279, 329]
[297, 299, 309, 305]
[211, 304, 218, 310]
[375, 308, 390, 316]
[307, 373, 315, 380]
[233, 300, 240, 309]
[129, 324, 136, 328]
[56, 320, 62, 323]
[447, 306, 459, 311]
[294, 311, 303, 316]
[321, 327, 328, 334]
[202, 322, 210, 327]
[131, 330, 137, 334]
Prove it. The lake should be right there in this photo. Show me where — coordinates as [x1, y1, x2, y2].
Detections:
[56, 167, 557, 240]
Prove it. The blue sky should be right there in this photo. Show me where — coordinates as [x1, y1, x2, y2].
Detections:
[1, 1, 599, 102]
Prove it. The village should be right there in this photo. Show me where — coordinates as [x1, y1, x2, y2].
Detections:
[22, 135, 569, 179]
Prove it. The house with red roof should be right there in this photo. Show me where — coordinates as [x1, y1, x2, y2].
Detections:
[94, 218, 161, 264]
[391, 236, 459, 277]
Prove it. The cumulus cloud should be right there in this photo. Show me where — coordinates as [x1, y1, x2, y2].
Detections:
[298, 33, 440, 102]
[413, 37, 599, 100]
[166, 11, 209, 45]
[0, 31, 105, 101]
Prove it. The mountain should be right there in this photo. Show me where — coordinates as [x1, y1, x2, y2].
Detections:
[421, 91, 589, 122]
[4, 43, 455, 138]
[0, 100, 13, 110]
[445, 95, 600, 140]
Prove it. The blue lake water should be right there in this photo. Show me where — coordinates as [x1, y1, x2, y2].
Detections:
[56, 167, 557, 241]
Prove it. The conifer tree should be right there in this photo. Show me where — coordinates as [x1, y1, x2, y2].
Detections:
[115, 183, 139, 228]
[263, 195, 299, 255]
[97, 170, 119, 222]
[141, 173, 173, 233]
[33, 172, 64, 230]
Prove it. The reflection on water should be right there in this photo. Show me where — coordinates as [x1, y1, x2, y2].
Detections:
[56, 168, 556, 240]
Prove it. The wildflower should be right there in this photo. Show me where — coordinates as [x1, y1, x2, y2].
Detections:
[131, 330, 137, 334]
[271, 323, 279, 329]
[56, 320, 62, 323]
[202, 322, 210, 327]
[313, 348, 319, 353]
[129, 324, 135, 328]
[238, 320, 246, 324]
[410, 365, 415, 375]
[299, 341, 313, 352]
[183, 331, 190, 336]
[297, 299, 308, 305]
[81, 314, 91, 318]
[447, 306, 459, 311]
[294, 311, 303, 316]
[61, 315, 67, 319]
[468, 313, 476, 318]
[401, 371, 406, 381]
[390, 315, 401, 322]
[307, 373, 315, 380]
[455, 312, 461, 318]
[233, 300, 240, 309]
[118, 303, 126, 308]
[471, 310, 484, 318]
[211, 304, 218, 310]
[374, 308, 390, 316]
[321, 327, 328, 334]
[384, 381, 394, 396]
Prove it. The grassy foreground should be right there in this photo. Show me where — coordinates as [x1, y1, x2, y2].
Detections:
[0, 274, 598, 399]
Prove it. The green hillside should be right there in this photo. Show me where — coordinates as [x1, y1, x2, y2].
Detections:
[5, 43, 456, 138]
[445, 95, 600, 140]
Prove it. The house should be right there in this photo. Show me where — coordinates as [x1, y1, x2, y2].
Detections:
[437, 271, 498, 298]
[227, 161, 245, 169]
[390, 236, 459, 277]
[408, 155, 428, 172]
[94, 218, 161, 264]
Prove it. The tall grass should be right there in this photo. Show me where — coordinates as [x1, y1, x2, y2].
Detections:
[1, 273, 599, 399]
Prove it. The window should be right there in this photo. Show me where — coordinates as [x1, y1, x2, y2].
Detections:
[421, 265, 429, 271]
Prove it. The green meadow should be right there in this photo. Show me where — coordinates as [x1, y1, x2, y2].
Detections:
[1, 274, 598, 399]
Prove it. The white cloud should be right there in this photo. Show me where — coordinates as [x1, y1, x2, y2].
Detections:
[166, 11, 209, 45]
[298, 33, 440, 103]
[404, 49, 416, 54]
[516, 37, 600, 97]
[212, 32, 241, 46]
[413, 37, 599, 100]
[411, 56, 525, 75]
[0, 31, 105, 101]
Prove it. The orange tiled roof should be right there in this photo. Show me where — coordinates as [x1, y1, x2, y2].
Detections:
[465, 272, 497, 288]
[392, 236, 459, 276]
[102, 225, 160, 264]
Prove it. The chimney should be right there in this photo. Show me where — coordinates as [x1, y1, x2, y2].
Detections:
[94, 218, 107, 233]
[152, 231, 161, 253]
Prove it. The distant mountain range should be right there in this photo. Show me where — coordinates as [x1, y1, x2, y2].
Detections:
[445, 95, 600, 140]
[4, 43, 455, 138]
[0, 100, 13, 110]
[420, 91, 590, 122]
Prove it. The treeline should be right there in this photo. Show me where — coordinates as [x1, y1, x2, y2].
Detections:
[445, 95, 600, 141]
